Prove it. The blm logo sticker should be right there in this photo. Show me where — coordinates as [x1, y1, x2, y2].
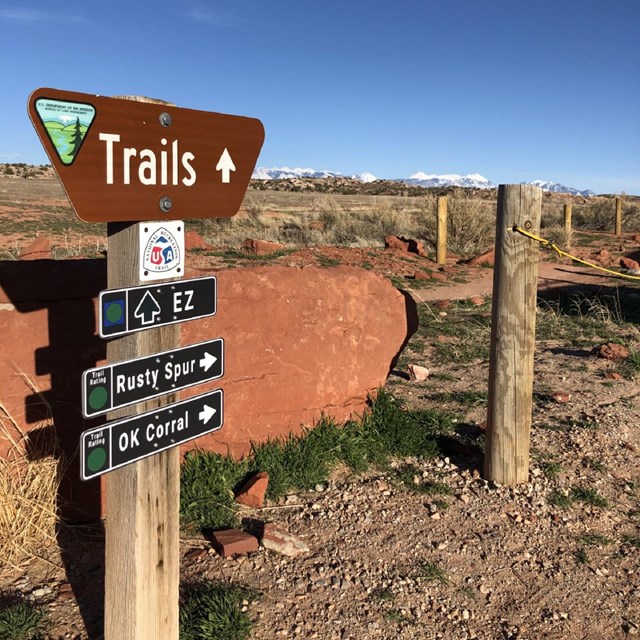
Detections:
[34, 98, 95, 165]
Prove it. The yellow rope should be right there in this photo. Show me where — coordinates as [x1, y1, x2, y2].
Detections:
[512, 225, 640, 282]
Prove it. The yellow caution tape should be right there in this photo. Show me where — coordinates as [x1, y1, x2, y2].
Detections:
[512, 225, 640, 282]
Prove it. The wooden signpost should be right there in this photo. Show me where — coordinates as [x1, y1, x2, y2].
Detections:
[29, 89, 264, 639]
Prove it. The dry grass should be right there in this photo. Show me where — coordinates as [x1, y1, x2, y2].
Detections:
[0, 375, 62, 570]
[193, 190, 496, 259]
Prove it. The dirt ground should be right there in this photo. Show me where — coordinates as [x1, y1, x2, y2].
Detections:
[1, 175, 640, 639]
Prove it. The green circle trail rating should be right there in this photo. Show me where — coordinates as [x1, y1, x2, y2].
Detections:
[87, 447, 107, 473]
[89, 386, 108, 410]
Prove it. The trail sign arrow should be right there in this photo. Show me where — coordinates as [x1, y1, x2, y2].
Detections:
[200, 352, 217, 372]
[80, 389, 223, 480]
[82, 338, 224, 417]
[99, 276, 216, 338]
[199, 404, 217, 424]
[134, 290, 162, 325]
[216, 148, 236, 183]
[28, 87, 264, 222]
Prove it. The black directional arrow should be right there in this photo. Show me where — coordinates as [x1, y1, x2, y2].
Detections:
[134, 290, 161, 326]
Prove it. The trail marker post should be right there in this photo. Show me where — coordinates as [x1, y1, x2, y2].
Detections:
[563, 203, 572, 245]
[484, 184, 542, 486]
[436, 196, 448, 266]
[615, 197, 622, 237]
[29, 88, 264, 639]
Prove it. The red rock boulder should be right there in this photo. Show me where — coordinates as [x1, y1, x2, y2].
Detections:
[181, 265, 415, 458]
[20, 237, 51, 260]
[384, 236, 427, 257]
[242, 238, 285, 256]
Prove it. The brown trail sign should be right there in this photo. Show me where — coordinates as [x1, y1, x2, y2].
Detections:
[28, 88, 264, 639]
[28, 87, 265, 222]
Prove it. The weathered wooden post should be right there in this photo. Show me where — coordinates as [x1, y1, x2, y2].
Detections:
[105, 224, 180, 639]
[436, 196, 447, 265]
[484, 184, 542, 485]
[28, 87, 264, 640]
[615, 197, 622, 236]
[563, 203, 572, 245]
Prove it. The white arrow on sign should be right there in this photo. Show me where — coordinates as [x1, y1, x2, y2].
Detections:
[199, 352, 217, 372]
[199, 404, 217, 424]
[133, 290, 161, 325]
[216, 148, 236, 183]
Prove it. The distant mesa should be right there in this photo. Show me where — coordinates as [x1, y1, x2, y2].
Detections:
[252, 167, 593, 195]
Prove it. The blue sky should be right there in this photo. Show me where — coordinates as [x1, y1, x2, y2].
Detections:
[1, 0, 639, 194]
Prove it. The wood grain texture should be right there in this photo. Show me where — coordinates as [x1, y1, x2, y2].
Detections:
[436, 196, 447, 266]
[104, 221, 180, 640]
[484, 184, 542, 485]
[563, 204, 572, 245]
[615, 197, 622, 236]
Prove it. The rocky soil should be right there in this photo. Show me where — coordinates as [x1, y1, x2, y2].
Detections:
[1, 174, 640, 639]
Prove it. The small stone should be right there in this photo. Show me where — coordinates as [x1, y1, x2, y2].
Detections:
[592, 343, 630, 361]
[242, 238, 285, 256]
[185, 548, 208, 561]
[262, 523, 310, 557]
[430, 512, 441, 520]
[212, 529, 259, 557]
[550, 391, 571, 404]
[407, 364, 430, 381]
[235, 471, 269, 508]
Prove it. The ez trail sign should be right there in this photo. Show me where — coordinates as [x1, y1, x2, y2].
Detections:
[99, 276, 216, 338]
[28, 87, 264, 222]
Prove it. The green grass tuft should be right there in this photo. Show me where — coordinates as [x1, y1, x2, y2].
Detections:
[570, 485, 609, 508]
[180, 452, 248, 532]
[0, 597, 44, 640]
[180, 390, 456, 532]
[179, 580, 259, 640]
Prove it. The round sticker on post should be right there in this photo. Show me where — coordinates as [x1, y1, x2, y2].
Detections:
[138, 220, 184, 281]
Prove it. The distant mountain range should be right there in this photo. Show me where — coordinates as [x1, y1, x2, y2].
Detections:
[252, 167, 595, 196]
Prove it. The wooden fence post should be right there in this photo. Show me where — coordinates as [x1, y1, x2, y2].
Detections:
[104, 98, 180, 640]
[615, 197, 622, 236]
[436, 196, 447, 265]
[484, 184, 542, 485]
[563, 203, 572, 245]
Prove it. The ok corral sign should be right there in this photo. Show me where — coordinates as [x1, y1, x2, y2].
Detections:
[28, 88, 264, 222]
[81, 389, 223, 480]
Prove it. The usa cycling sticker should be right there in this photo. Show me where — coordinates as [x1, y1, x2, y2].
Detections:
[139, 221, 184, 281]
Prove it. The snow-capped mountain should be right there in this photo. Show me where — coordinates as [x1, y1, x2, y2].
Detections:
[354, 172, 378, 183]
[527, 180, 595, 197]
[252, 167, 594, 194]
[252, 167, 344, 180]
[403, 172, 495, 189]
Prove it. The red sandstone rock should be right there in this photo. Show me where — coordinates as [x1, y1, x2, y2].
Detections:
[242, 238, 285, 255]
[20, 237, 51, 260]
[550, 391, 571, 404]
[413, 270, 431, 281]
[261, 523, 310, 557]
[235, 471, 269, 508]
[620, 257, 640, 271]
[469, 296, 485, 306]
[212, 529, 259, 557]
[0, 263, 413, 519]
[429, 271, 447, 282]
[591, 343, 630, 361]
[384, 236, 427, 257]
[467, 249, 495, 267]
[605, 371, 622, 381]
[435, 300, 451, 310]
[185, 231, 212, 251]
[594, 249, 612, 266]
